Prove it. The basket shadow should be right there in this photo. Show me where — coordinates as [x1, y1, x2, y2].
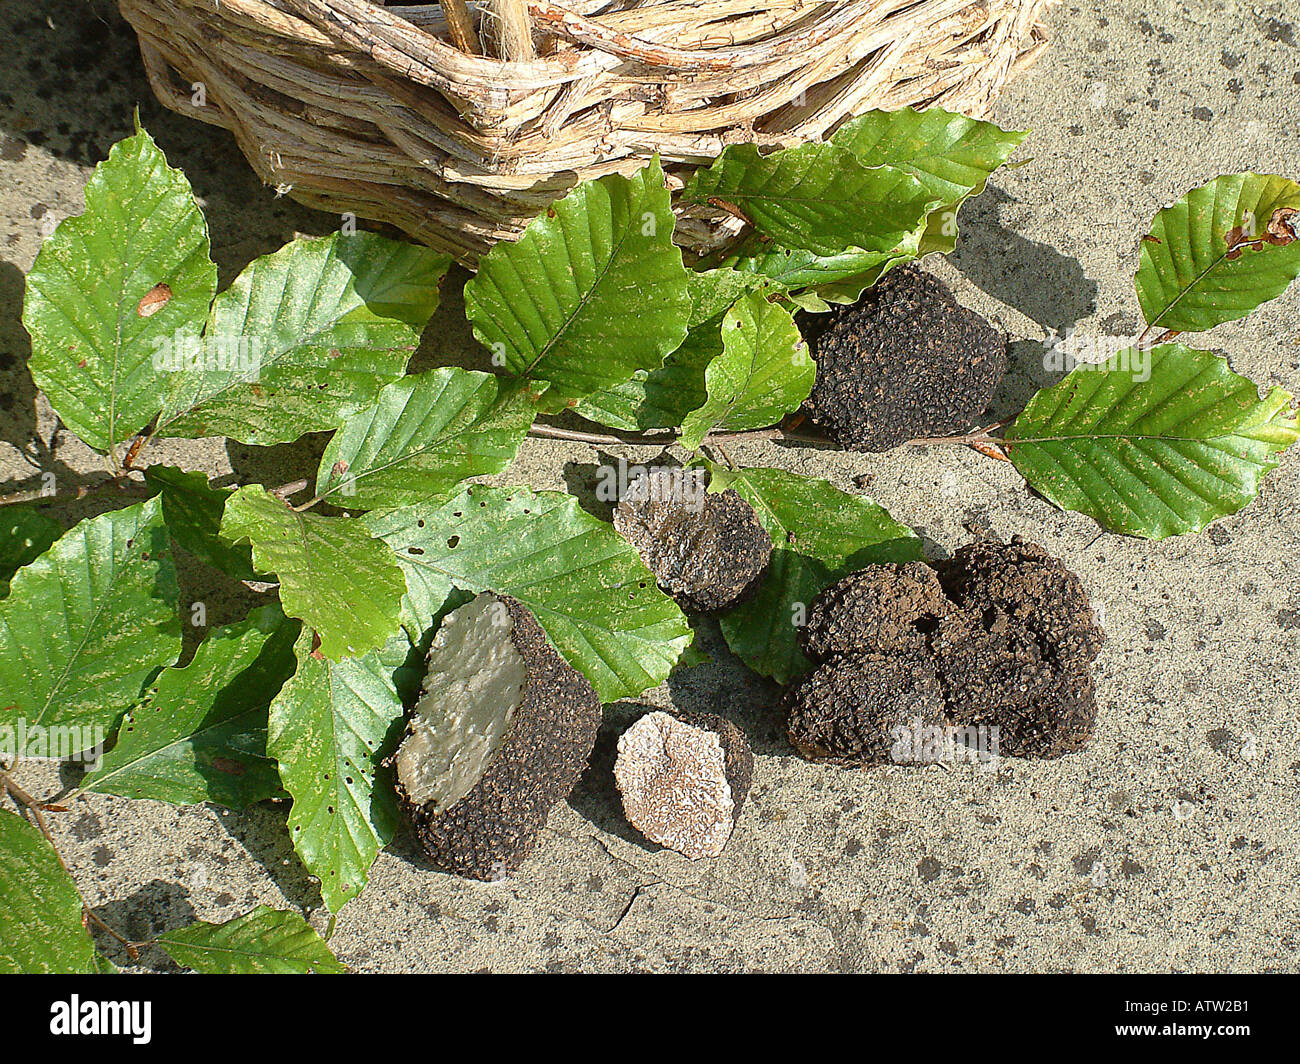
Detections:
[89, 877, 195, 972]
[0, 0, 332, 284]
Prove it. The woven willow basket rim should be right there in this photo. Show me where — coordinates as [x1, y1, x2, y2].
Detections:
[118, 0, 1052, 264]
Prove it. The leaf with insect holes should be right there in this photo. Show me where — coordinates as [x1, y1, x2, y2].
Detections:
[831, 107, 1027, 256]
[364, 486, 692, 702]
[220, 486, 405, 660]
[21, 121, 216, 453]
[575, 269, 774, 431]
[704, 464, 923, 685]
[1005, 343, 1299, 538]
[0, 810, 112, 973]
[0, 508, 63, 597]
[679, 293, 812, 450]
[1135, 173, 1300, 333]
[267, 629, 409, 913]
[81, 606, 298, 808]
[314, 368, 535, 510]
[682, 143, 938, 257]
[155, 233, 449, 444]
[0, 497, 180, 757]
[159, 906, 345, 974]
[464, 157, 691, 413]
[145, 465, 257, 580]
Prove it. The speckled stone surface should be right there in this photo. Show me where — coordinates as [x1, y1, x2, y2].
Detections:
[2, 0, 1299, 972]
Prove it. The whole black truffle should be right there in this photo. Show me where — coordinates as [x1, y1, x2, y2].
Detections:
[785, 539, 1105, 765]
[805, 266, 1007, 451]
[613, 467, 772, 613]
[785, 654, 947, 766]
[799, 561, 954, 662]
[614, 709, 754, 859]
[932, 615, 1099, 758]
[393, 592, 601, 880]
[937, 537, 1105, 675]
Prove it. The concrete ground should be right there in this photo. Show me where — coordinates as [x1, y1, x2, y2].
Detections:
[1, 0, 1298, 973]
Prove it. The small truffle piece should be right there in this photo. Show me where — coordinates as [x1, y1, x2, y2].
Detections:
[805, 266, 1007, 451]
[394, 592, 600, 880]
[613, 467, 772, 613]
[784, 654, 948, 766]
[800, 561, 954, 662]
[614, 709, 753, 859]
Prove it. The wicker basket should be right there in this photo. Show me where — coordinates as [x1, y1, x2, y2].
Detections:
[117, 1, 1051, 265]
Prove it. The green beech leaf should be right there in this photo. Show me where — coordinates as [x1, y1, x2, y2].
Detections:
[1005, 343, 1299, 538]
[220, 486, 405, 660]
[364, 485, 692, 702]
[21, 121, 216, 453]
[0, 508, 63, 596]
[315, 368, 534, 510]
[0, 497, 180, 758]
[575, 269, 771, 430]
[158, 906, 344, 974]
[156, 232, 449, 443]
[267, 629, 408, 913]
[831, 106, 1027, 255]
[682, 144, 936, 256]
[0, 810, 109, 973]
[81, 606, 298, 807]
[705, 464, 923, 685]
[1135, 174, 1300, 333]
[679, 293, 812, 449]
[464, 157, 691, 413]
[144, 465, 256, 580]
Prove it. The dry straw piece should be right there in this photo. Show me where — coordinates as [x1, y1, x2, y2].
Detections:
[117, 0, 1051, 265]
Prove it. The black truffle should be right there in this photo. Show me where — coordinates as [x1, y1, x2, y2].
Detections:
[614, 708, 753, 858]
[785, 654, 947, 767]
[799, 561, 954, 662]
[805, 266, 1007, 451]
[613, 467, 772, 613]
[785, 538, 1105, 764]
[394, 592, 601, 880]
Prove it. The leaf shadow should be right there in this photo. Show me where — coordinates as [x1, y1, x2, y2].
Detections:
[211, 799, 323, 914]
[950, 186, 1098, 335]
[90, 877, 194, 972]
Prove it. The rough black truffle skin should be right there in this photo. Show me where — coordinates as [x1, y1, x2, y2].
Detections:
[799, 561, 954, 662]
[805, 266, 1007, 452]
[937, 537, 1105, 676]
[785, 654, 947, 766]
[396, 594, 601, 880]
[614, 467, 773, 613]
[786, 538, 1105, 764]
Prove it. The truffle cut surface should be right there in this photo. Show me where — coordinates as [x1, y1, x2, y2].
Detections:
[396, 592, 601, 880]
[614, 710, 753, 859]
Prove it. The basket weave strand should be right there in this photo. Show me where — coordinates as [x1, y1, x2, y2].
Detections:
[117, 0, 1051, 265]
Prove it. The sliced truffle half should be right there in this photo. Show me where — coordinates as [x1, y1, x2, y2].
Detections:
[395, 592, 601, 880]
[614, 710, 753, 859]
